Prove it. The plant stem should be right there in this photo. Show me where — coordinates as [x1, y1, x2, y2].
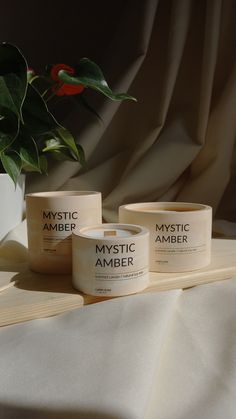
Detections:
[44, 90, 57, 102]
[42, 87, 53, 99]
[44, 82, 64, 102]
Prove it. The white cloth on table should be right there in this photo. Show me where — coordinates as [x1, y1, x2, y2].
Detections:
[1, 220, 236, 418]
[146, 278, 236, 419]
[1, 279, 236, 419]
[0, 291, 179, 419]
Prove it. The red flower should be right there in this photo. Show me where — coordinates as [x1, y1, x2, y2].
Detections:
[50, 63, 85, 96]
[51, 83, 85, 96]
[50, 63, 74, 81]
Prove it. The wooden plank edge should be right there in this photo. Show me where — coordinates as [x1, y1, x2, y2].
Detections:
[146, 267, 236, 292]
[82, 267, 236, 304]
[0, 296, 83, 328]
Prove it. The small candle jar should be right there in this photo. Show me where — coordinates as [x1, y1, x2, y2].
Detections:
[72, 223, 149, 296]
[119, 202, 212, 272]
[26, 191, 102, 274]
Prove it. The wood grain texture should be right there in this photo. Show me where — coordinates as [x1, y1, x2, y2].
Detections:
[0, 239, 236, 327]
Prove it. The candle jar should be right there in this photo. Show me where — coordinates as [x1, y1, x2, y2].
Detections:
[119, 202, 212, 272]
[72, 223, 149, 296]
[26, 191, 102, 274]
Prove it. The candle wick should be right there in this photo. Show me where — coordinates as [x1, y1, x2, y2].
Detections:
[104, 230, 117, 237]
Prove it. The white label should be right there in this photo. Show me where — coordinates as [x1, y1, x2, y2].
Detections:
[94, 268, 149, 294]
[92, 241, 149, 295]
[41, 209, 79, 255]
[152, 219, 209, 267]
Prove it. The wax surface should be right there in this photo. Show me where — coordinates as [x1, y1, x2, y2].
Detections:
[84, 228, 135, 238]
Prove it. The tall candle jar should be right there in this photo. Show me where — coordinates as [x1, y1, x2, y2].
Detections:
[72, 223, 149, 296]
[119, 202, 212, 272]
[26, 191, 102, 274]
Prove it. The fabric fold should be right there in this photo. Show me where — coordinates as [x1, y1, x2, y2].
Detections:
[0, 291, 180, 419]
[145, 277, 236, 419]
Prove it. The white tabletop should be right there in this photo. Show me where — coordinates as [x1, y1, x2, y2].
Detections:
[0, 221, 236, 419]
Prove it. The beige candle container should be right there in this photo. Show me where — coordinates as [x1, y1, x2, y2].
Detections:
[26, 191, 102, 274]
[119, 202, 212, 273]
[72, 223, 149, 297]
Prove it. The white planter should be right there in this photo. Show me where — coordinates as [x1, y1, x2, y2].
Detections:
[0, 174, 25, 241]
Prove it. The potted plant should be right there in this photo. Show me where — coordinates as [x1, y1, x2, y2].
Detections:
[0, 42, 136, 239]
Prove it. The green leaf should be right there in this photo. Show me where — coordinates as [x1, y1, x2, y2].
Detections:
[56, 127, 81, 160]
[7, 125, 48, 175]
[42, 129, 85, 165]
[0, 108, 19, 152]
[48, 149, 75, 162]
[76, 144, 86, 166]
[0, 43, 28, 117]
[42, 137, 68, 153]
[22, 83, 60, 135]
[0, 44, 26, 153]
[10, 125, 41, 173]
[38, 155, 48, 174]
[0, 151, 21, 184]
[58, 58, 137, 102]
[19, 136, 41, 173]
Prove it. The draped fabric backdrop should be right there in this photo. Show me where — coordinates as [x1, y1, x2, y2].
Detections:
[2, 0, 235, 221]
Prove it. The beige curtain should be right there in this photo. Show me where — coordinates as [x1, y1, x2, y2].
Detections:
[24, 0, 236, 222]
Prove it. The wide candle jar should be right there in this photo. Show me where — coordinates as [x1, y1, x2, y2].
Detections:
[72, 223, 149, 296]
[26, 191, 102, 274]
[119, 202, 212, 272]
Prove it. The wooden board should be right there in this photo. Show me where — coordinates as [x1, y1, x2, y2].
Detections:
[0, 239, 236, 327]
